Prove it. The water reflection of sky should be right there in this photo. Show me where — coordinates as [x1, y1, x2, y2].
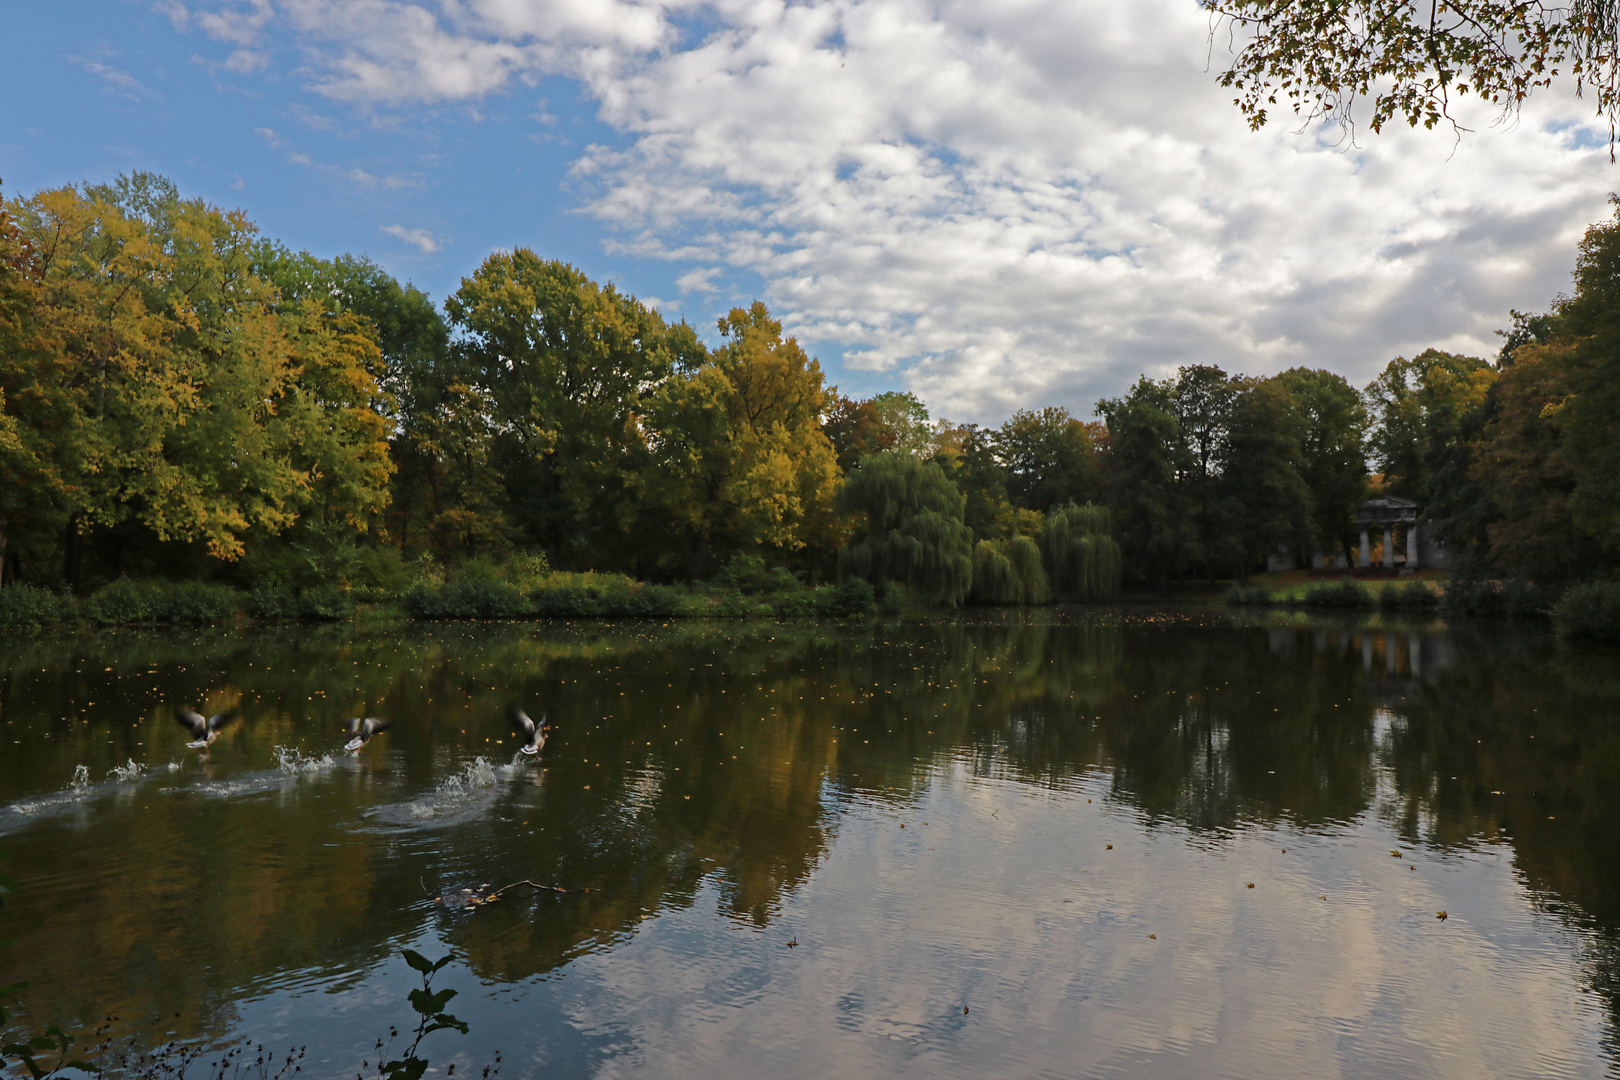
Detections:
[0, 614, 1616, 1079]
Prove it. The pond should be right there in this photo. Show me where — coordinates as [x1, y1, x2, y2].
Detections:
[1, 611, 1618, 1079]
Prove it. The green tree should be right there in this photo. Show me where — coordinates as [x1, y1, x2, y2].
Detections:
[1551, 199, 1620, 553]
[1219, 378, 1313, 584]
[1365, 349, 1495, 501]
[931, 423, 1031, 541]
[446, 252, 700, 567]
[1471, 341, 1590, 579]
[1097, 378, 1193, 590]
[1271, 367, 1367, 563]
[969, 535, 1049, 604]
[994, 407, 1103, 512]
[1042, 503, 1121, 601]
[838, 453, 973, 606]
[1171, 365, 1236, 579]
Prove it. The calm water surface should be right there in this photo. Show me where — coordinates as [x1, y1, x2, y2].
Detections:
[2, 611, 1619, 1079]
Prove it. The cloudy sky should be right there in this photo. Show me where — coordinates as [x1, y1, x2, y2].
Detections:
[3, 1, 1614, 423]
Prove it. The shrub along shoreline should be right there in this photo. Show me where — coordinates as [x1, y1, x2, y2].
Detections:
[0, 565, 881, 631]
[1226, 574, 1620, 641]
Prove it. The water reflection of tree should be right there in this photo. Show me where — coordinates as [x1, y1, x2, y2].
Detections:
[8, 615, 1620, 1056]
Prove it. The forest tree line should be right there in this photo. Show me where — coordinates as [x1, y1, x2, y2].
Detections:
[1, 173, 1617, 606]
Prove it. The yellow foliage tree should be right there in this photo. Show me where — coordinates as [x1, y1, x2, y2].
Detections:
[8, 174, 393, 575]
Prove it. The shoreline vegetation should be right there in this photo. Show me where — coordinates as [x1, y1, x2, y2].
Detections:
[3, 174, 1620, 643]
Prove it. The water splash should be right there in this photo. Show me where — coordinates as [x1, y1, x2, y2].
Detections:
[65, 765, 91, 795]
[107, 759, 146, 782]
[402, 757, 503, 821]
[274, 746, 337, 776]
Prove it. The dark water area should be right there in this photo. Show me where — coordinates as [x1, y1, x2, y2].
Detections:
[2, 611, 1619, 1078]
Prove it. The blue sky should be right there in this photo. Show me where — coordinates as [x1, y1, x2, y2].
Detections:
[1, 3, 747, 329]
[3, 1, 1615, 423]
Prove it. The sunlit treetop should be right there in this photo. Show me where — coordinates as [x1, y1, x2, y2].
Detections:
[1203, 0, 1620, 153]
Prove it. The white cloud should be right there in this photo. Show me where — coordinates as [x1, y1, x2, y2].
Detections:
[70, 56, 161, 101]
[193, 0, 274, 46]
[258, 126, 418, 188]
[222, 48, 270, 73]
[675, 266, 721, 294]
[381, 223, 442, 252]
[177, 0, 1615, 421]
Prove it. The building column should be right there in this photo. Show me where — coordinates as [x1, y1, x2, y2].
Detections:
[1407, 523, 1420, 570]
[1382, 525, 1395, 569]
[1360, 528, 1371, 568]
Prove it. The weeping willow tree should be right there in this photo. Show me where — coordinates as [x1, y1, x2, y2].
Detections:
[838, 454, 973, 606]
[1043, 502, 1121, 601]
[970, 536, 1049, 605]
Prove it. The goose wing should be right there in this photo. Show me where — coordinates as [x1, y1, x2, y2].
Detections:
[361, 718, 391, 739]
[175, 708, 208, 739]
[507, 706, 536, 738]
[207, 708, 238, 733]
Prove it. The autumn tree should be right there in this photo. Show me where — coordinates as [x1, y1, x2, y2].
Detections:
[638, 302, 844, 577]
[822, 393, 895, 470]
[5, 174, 394, 585]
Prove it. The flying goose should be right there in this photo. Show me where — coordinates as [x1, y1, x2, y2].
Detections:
[176, 707, 237, 750]
[343, 717, 392, 752]
[507, 705, 550, 756]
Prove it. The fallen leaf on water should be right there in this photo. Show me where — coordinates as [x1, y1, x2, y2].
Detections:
[1390, 851, 1402, 858]
[963, 1006, 969, 1015]
[1436, 911, 1448, 921]
[1246, 883, 1255, 888]
[1106, 844, 1113, 850]
[1149, 934, 1156, 939]
[786, 938, 798, 948]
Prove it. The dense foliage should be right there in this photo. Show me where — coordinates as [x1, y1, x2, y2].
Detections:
[4, 173, 1620, 620]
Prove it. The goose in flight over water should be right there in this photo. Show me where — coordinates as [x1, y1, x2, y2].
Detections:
[508, 705, 550, 756]
[343, 717, 391, 752]
[176, 707, 237, 750]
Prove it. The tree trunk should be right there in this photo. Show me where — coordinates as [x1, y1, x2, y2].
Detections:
[0, 510, 8, 588]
